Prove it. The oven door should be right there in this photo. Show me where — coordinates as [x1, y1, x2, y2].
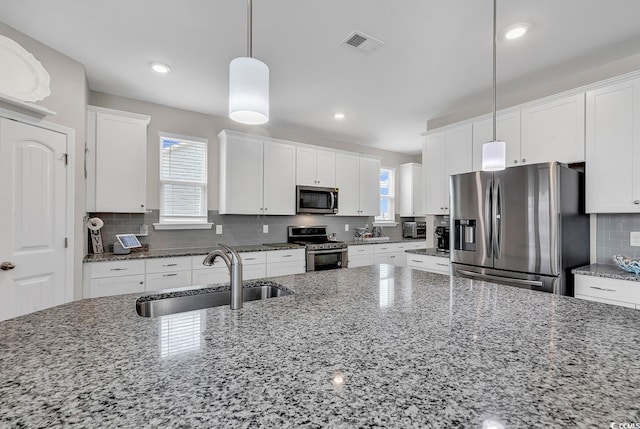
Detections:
[307, 249, 347, 271]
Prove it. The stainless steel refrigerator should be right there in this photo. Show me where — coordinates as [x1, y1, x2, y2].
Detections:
[449, 162, 589, 296]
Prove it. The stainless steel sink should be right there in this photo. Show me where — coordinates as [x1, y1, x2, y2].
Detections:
[136, 281, 293, 317]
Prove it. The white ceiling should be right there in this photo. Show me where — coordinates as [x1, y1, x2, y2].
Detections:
[2, 0, 640, 155]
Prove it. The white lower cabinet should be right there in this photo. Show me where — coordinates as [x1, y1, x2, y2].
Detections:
[349, 242, 426, 268]
[266, 249, 306, 277]
[83, 260, 146, 298]
[348, 245, 375, 268]
[406, 254, 450, 275]
[145, 256, 192, 292]
[574, 274, 640, 309]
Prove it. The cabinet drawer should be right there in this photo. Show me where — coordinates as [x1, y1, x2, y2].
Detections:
[192, 267, 229, 286]
[266, 249, 305, 263]
[88, 260, 145, 278]
[374, 243, 404, 254]
[406, 255, 450, 274]
[241, 252, 267, 265]
[402, 242, 426, 250]
[145, 270, 192, 292]
[348, 245, 374, 256]
[89, 274, 145, 298]
[574, 275, 640, 307]
[146, 256, 192, 273]
[348, 254, 374, 268]
[266, 261, 306, 277]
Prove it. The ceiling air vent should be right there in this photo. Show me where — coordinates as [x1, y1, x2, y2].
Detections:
[341, 31, 384, 53]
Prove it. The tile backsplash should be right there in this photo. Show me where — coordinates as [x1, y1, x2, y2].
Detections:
[595, 213, 640, 264]
[87, 210, 408, 253]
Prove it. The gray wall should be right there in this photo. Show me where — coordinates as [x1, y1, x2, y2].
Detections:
[0, 21, 88, 300]
[88, 91, 420, 215]
[595, 214, 640, 264]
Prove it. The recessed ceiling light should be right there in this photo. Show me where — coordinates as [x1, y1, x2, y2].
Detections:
[504, 24, 529, 40]
[149, 61, 171, 73]
[334, 113, 345, 120]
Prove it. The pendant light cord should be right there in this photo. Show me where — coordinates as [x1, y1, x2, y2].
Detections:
[247, 0, 253, 58]
[492, 0, 497, 141]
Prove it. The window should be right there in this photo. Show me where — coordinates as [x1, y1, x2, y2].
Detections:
[157, 133, 211, 229]
[375, 167, 395, 224]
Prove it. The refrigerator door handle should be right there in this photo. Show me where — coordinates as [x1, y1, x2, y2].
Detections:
[457, 269, 544, 288]
[486, 181, 493, 258]
[494, 180, 502, 259]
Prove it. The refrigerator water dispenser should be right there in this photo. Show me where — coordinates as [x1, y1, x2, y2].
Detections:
[454, 219, 476, 251]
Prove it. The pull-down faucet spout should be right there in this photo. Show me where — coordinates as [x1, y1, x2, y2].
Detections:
[203, 244, 244, 310]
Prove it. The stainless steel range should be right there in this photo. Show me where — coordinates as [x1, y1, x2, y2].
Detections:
[288, 225, 348, 271]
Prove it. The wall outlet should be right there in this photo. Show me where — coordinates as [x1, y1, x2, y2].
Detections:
[345, 224, 349, 232]
[139, 224, 148, 236]
[631, 232, 640, 246]
[216, 224, 223, 235]
[263, 225, 269, 234]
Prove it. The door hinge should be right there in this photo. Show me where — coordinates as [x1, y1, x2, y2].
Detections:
[64, 237, 68, 248]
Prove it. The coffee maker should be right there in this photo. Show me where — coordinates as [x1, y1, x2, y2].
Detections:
[435, 226, 450, 252]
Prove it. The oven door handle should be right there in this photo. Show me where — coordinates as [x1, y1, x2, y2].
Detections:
[308, 248, 348, 255]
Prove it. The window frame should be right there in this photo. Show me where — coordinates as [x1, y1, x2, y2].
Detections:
[154, 132, 212, 230]
[374, 166, 397, 226]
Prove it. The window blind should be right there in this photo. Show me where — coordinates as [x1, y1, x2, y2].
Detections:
[160, 136, 207, 223]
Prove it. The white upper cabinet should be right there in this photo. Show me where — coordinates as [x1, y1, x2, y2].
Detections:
[585, 78, 640, 213]
[263, 140, 296, 215]
[520, 94, 585, 165]
[86, 106, 150, 213]
[335, 153, 380, 216]
[472, 111, 521, 170]
[423, 124, 473, 215]
[218, 130, 295, 215]
[400, 163, 423, 217]
[296, 146, 336, 187]
[423, 131, 446, 214]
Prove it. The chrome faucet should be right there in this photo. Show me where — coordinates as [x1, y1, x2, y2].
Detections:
[203, 244, 244, 310]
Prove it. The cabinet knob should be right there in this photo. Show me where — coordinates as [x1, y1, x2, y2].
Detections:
[634, 200, 640, 205]
[140, 204, 144, 208]
[513, 160, 518, 164]
[264, 208, 268, 211]
[0, 261, 15, 271]
[521, 158, 526, 162]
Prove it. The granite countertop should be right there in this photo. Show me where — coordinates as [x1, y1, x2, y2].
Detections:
[573, 263, 640, 282]
[83, 243, 304, 263]
[405, 247, 450, 258]
[2, 266, 639, 427]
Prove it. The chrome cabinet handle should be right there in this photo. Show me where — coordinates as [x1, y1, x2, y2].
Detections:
[245, 257, 256, 261]
[411, 260, 422, 263]
[163, 273, 178, 277]
[436, 263, 449, 267]
[590, 286, 616, 292]
[0, 262, 15, 271]
[110, 268, 128, 271]
[162, 263, 178, 267]
[282, 254, 293, 258]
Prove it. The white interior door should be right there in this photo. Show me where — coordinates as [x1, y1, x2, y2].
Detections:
[0, 118, 67, 321]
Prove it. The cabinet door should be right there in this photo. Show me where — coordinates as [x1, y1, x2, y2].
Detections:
[219, 133, 263, 214]
[520, 94, 585, 165]
[445, 124, 473, 214]
[89, 274, 145, 298]
[335, 153, 360, 216]
[315, 149, 336, 187]
[423, 132, 446, 214]
[95, 112, 147, 212]
[472, 112, 521, 170]
[359, 156, 381, 216]
[263, 140, 296, 215]
[296, 146, 317, 186]
[586, 79, 640, 212]
[400, 163, 423, 216]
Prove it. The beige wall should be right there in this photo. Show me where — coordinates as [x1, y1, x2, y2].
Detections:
[0, 22, 88, 300]
[89, 91, 419, 213]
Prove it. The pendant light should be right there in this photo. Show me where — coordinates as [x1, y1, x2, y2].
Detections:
[229, 0, 269, 125]
[482, 0, 506, 171]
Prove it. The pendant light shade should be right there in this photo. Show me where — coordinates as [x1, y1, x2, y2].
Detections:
[482, 140, 506, 171]
[229, 0, 269, 125]
[229, 57, 269, 125]
[482, 0, 506, 171]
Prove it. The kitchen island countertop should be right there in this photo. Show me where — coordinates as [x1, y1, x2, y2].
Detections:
[1, 266, 639, 427]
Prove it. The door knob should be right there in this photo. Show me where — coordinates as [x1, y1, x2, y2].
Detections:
[1, 262, 15, 271]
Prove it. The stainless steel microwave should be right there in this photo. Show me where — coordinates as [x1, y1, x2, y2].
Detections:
[296, 186, 339, 214]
